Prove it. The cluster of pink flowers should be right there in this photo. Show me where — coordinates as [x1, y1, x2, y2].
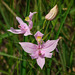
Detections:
[8, 5, 59, 69]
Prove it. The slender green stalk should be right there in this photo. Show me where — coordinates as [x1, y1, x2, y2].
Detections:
[59, 50, 66, 72]
[37, 0, 42, 21]
[0, 70, 9, 75]
[0, 3, 9, 28]
[55, 0, 73, 39]
[0, 2, 21, 53]
[20, 50, 27, 75]
[0, 52, 35, 70]
[47, 59, 52, 75]
[45, 21, 50, 34]
[43, 19, 46, 29]
[43, 32, 50, 40]
[47, 0, 73, 74]
[20, 0, 30, 75]
[62, 44, 66, 72]
[49, 25, 56, 39]
[0, 52, 25, 61]
[49, 9, 60, 39]
[1, 0, 17, 17]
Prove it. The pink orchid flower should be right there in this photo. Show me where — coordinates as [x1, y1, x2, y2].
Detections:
[8, 17, 32, 36]
[19, 31, 59, 69]
[25, 12, 37, 29]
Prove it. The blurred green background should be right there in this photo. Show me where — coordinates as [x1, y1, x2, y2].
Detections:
[0, 0, 75, 75]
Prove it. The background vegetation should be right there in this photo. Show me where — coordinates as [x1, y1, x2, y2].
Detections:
[0, 0, 75, 75]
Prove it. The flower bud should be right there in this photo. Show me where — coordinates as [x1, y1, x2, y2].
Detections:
[45, 4, 58, 20]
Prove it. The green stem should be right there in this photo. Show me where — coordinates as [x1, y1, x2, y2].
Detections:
[55, 1, 73, 39]
[47, 59, 52, 75]
[1, 0, 17, 17]
[20, 0, 30, 75]
[0, 52, 25, 61]
[49, 22, 56, 39]
[20, 49, 27, 75]
[43, 19, 47, 29]
[47, 0, 73, 74]
[45, 21, 50, 34]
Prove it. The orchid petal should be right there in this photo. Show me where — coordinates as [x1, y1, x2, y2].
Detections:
[24, 27, 32, 36]
[34, 31, 44, 39]
[24, 32, 32, 36]
[44, 52, 52, 58]
[42, 39, 59, 52]
[42, 40, 58, 48]
[16, 17, 27, 26]
[28, 20, 33, 29]
[41, 50, 52, 58]
[56, 48, 59, 53]
[29, 12, 37, 20]
[7, 27, 24, 34]
[19, 42, 37, 53]
[16, 17, 24, 24]
[36, 56, 45, 69]
[30, 51, 39, 59]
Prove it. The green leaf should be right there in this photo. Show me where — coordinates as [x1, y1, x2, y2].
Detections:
[0, 52, 25, 61]
[0, 32, 13, 40]
[0, 70, 9, 75]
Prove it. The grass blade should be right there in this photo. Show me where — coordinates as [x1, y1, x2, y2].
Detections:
[20, 0, 30, 75]
[55, 0, 73, 39]
[0, 70, 9, 75]
[1, 0, 17, 17]
[48, 0, 73, 74]
[0, 52, 25, 61]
